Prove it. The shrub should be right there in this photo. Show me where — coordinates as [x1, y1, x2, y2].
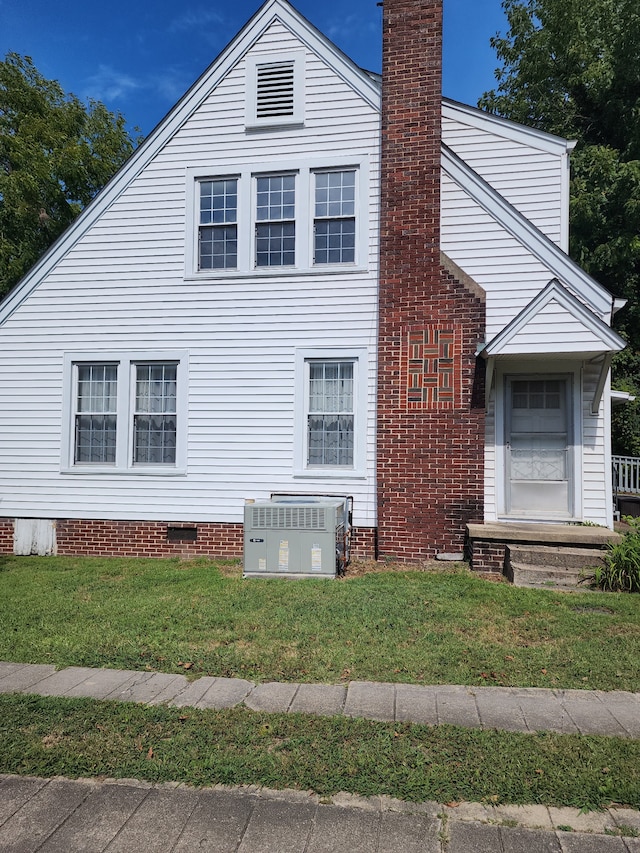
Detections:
[584, 517, 640, 592]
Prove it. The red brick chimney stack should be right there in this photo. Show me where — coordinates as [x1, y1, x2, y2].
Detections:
[376, 0, 485, 560]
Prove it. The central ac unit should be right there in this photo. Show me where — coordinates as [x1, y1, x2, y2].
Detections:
[243, 494, 352, 579]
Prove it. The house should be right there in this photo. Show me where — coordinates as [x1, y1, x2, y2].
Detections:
[0, 0, 626, 567]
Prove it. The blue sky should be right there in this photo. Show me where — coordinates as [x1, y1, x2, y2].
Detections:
[0, 0, 508, 136]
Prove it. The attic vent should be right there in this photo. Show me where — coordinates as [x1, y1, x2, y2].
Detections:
[251, 505, 327, 530]
[256, 62, 295, 119]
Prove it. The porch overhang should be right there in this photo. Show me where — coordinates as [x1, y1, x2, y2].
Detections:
[478, 279, 626, 413]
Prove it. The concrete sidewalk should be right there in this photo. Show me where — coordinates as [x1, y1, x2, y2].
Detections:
[1, 662, 640, 851]
[1, 661, 639, 737]
[1, 774, 640, 852]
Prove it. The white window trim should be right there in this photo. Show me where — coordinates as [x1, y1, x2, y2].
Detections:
[185, 157, 369, 279]
[245, 51, 305, 131]
[294, 347, 368, 479]
[61, 351, 188, 476]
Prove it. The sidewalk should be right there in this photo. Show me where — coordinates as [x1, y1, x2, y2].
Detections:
[1, 661, 639, 852]
[1, 774, 640, 852]
[1, 661, 639, 736]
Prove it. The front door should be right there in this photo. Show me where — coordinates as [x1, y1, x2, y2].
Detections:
[506, 376, 572, 518]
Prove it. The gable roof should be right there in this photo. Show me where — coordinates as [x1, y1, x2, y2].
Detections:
[441, 143, 614, 319]
[481, 278, 626, 358]
[0, 0, 380, 327]
[442, 98, 576, 157]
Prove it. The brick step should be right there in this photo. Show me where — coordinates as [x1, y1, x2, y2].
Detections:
[508, 562, 586, 589]
[506, 544, 606, 570]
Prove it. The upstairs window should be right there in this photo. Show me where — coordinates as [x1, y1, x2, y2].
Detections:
[255, 174, 296, 267]
[313, 170, 356, 265]
[198, 179, 237, 270]
[187, 158, 367, 276]
[246, 52, 304, 129]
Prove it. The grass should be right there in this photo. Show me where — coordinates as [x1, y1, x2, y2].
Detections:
[1, 555, 639, 691]
[1, 694, 639, 810]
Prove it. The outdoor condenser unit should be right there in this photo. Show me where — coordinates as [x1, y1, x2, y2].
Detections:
[243, 494, 352, 579]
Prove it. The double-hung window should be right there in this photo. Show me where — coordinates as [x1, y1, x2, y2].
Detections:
[307, 360, 354, 466]
[313, 170, 356, 265]
[65, 353, 186, 473]
[188, 158, 367, 276]
[255, 174, 296, 267]
[74, 364, 118, 464]
[133, 364, 177, 465]
[198, 178, 238, 270]
[295, 348, 367, 476]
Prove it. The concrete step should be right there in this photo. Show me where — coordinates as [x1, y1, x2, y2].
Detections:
[506, 544, 606, 570]
[508, 562, 586, 589]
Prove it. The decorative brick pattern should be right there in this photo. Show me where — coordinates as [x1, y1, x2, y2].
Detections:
[405, 325, 462, 409]
[0, 518, 377, 561]
[377, 0, 486, 561]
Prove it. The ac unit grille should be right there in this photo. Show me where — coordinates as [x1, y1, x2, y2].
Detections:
[256, 63, 295, 118]
[251, 506, 326, 530]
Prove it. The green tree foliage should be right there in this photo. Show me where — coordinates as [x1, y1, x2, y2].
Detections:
[480, 0, 640, 453]
[0, 53, 139, 297]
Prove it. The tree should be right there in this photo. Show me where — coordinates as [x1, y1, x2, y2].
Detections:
[0, 53, 139, 297]
[480, 0, 640, 453]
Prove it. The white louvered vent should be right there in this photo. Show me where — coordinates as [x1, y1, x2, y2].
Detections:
[256, 62, 295, 119]
[251, 505, 326, 530]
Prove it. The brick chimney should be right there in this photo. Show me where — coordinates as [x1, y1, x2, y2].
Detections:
[377, 0, 485, 560]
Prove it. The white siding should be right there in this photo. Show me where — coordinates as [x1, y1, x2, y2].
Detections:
[442, 105, 568, 250]
[441, 170, 558, 340]
[0, 21, 381, 528]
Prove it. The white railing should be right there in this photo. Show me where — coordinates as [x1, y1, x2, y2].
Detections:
[613, 455, 640, 494]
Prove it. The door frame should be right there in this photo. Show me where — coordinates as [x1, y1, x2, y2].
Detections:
[494, 362, 582, 522]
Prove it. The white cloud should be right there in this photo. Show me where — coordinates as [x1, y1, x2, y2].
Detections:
[84, 65, 142, 103]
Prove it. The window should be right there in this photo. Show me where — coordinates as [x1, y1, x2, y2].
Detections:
[133, 364, 177, 465]
[255, 174, 296, 267]
[295, 348, 367, 477]
[74, 364, 118, 464]
[64, 352, 187, 474]
[186, 158, 368, 277]
[307, 360, 354, 466]
[198, 179, 237, 270]
[313, 170, 356, 264]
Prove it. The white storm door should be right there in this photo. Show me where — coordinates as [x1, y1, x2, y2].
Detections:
[506, 377, 572, 518]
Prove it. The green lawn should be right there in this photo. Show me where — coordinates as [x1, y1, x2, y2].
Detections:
[1, 555, 638, 692]
[1, 694, 638, 810]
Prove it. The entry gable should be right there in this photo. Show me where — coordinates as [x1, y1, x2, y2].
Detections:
[482, 278, 626, 358]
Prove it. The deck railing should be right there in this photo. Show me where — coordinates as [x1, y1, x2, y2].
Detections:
[612, 455, 640, 494]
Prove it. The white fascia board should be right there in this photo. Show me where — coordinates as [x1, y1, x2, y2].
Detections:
[441, 143, 612, 317]
[483, 278, 626, 357]
[442, 98, 576, 156]
[0, 0, 380, 327]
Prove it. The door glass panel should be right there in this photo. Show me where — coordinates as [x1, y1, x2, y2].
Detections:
[506, 377, 571, 517]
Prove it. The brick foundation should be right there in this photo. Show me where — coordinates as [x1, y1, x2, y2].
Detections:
[0, 518, 377, 561]
[377, 0, 485, 561]
[0, 518, 13, 553]
[466, 538, 506, 573]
